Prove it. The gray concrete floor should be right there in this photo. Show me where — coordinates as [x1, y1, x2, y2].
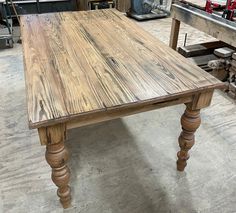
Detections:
[0, 17, 236, 213]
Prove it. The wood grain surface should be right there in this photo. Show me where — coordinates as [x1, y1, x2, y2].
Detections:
[20, 9, 223, 129]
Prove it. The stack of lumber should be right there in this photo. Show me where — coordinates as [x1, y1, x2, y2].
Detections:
[213, 47, 236, 98]
[211, 47, 234, 81]
[178, 41, 231, 81]
[228, 53, 236, 99]
[179, 42, 236, 100]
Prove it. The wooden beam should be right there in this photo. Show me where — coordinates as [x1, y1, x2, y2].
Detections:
[169, 18, 180, 50]
[116, 0, 131, 12]
[178, 41, 230, 58]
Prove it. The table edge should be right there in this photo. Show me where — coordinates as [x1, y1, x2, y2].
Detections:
[29, 84, 224, 129]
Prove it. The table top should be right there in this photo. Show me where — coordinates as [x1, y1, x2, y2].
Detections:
[21, 9, 223, 129]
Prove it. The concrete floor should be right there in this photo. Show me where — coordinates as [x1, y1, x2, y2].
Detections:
[0, 17, 236, 213]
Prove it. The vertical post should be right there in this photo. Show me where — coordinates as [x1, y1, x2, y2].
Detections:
[109, 1, 113, 8]
[94, 3, 99, 10]
[169, 18, 180, 50]
[38, 123, 71, 209]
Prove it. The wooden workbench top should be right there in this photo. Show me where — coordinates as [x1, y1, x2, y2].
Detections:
[20, 9, 223, 129]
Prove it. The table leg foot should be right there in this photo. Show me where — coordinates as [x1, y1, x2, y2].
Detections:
[177, 106, 201, 171]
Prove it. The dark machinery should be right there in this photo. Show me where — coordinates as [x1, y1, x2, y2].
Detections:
[127, 0, 170, 21]
[88, 0, 115, 10]
[0, 0, 13, 48]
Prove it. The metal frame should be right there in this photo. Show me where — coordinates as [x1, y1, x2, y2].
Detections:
[170, 2, 236, 49]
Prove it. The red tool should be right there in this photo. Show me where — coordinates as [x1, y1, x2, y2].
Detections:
[205, 0, 221, 13]
[222, 0, 236, 20]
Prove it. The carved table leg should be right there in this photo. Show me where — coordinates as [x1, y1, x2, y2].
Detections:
[177, 91, 214, 171]
[38, 124, 71, 208]
[177, 106, 201, 171]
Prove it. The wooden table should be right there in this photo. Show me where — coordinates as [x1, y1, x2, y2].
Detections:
[169, 3, 236, 50]
[20, 9, 223, 209]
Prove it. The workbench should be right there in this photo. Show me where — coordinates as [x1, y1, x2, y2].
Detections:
[169, 3, 236, 50]
[21, 9, 223, 208]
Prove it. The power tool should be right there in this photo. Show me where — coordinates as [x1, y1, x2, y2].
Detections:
[127, 0, 170, 21]
[205, 0, 222, 13]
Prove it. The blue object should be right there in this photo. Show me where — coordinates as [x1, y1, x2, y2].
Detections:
[131, 0, 152, 15]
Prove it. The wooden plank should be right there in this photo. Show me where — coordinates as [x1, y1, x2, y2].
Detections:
[214, 47, 235, 58]
[20, 9, 223, 129]
[178, 41, 230, 57]
[116, 0, 131, 12]
[171, 4, 236, 47]
[78, 0, 87, 10]
[169, 18, 180, 50]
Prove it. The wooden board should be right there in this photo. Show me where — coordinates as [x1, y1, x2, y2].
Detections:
[116, 0, 131, 12]
[20, 9, 223, 129]
[78, 0, 87, 10]
[178, 41, 231, 57]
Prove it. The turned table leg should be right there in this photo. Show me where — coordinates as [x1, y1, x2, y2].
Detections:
[177, 91, 214, 171]
[177, 106, 201, 171]
[38, 124, 71, 208]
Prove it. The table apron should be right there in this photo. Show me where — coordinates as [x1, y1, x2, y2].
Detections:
[67, 95, 193, 130]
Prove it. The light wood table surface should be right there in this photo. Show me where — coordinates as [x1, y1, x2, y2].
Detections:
[21, 9, 223, 209]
